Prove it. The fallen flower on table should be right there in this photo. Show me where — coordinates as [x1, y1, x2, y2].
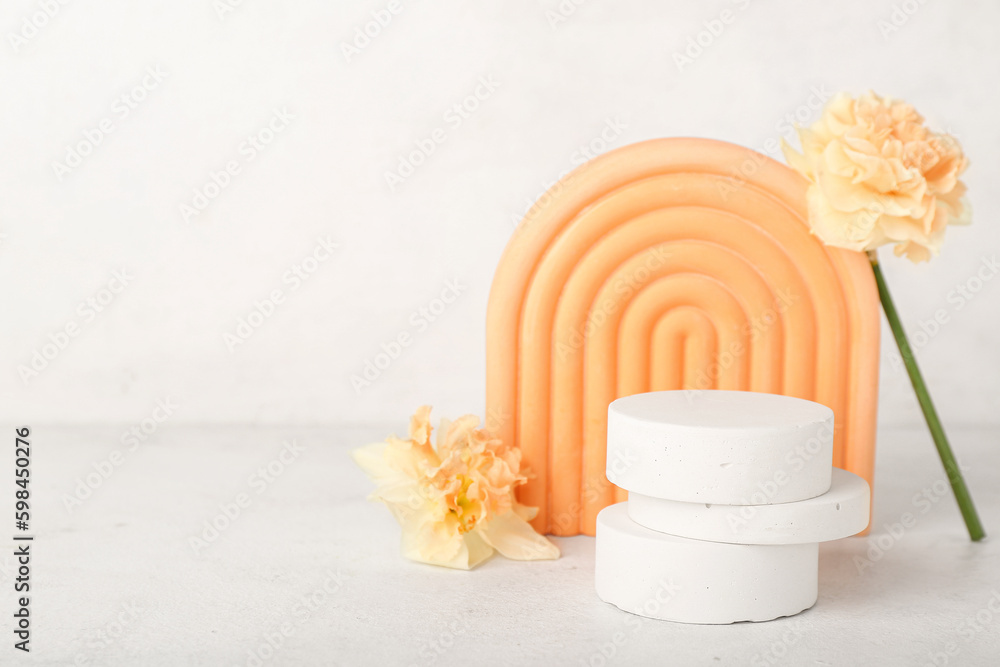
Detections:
[352, 406, 560, 569]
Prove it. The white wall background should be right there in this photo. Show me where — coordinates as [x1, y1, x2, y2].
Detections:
[1, 0, 998, 428]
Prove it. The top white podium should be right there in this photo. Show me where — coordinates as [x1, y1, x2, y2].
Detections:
[606, 390, 835, 505]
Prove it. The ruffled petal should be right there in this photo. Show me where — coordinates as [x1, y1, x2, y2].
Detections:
[806, 186, 879, 251]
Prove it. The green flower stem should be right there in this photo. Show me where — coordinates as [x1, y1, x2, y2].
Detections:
[868, 250, 985, 542]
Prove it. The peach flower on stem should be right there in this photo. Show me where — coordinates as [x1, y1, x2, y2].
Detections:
[352, 406, 560, 569]
[783, 91, 984, 541]
[782, 91, 969, 263]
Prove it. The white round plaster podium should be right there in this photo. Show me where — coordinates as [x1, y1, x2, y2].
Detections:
[605, 390, 835, 505]
[627, 467, 870, 545]
[595, 390, 870, 624]
[596, 504, 820, 624]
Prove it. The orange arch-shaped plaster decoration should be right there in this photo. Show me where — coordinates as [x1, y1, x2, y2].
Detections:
[486, 138, 880, 536]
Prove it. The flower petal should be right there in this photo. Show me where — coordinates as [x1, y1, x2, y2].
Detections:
[780, 139, 812, 179]
[463, 531, 496, 569]
[351, 442, 394, 480]
[478, 511, 560, 561]
[513, 502, 539, 522]
[400, 506, 466, 568]
[370, 478, 424, 512]
[409, 405, 433, 444]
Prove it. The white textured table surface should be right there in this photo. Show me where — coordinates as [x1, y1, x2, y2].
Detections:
[2, 423, 998, 666]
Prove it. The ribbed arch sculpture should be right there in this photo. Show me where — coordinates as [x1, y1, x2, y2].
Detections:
[486, 138, 880, 536]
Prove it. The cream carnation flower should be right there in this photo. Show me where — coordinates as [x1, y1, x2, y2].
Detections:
[352, 406, 559, 570]
[782, 91, 970, 262]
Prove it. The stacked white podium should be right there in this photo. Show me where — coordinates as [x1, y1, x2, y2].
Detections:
[595, 390, 870, 624]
